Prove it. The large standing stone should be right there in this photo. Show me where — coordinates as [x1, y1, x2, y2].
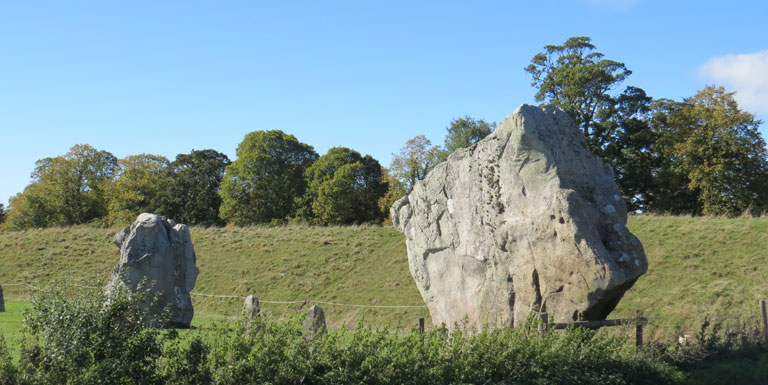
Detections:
[108, 213, 199, 327]
[391, 104, 647, 329]
[0, 285, 5, 313]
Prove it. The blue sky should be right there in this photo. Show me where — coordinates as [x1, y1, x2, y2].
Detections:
[2, 0, 767, 207]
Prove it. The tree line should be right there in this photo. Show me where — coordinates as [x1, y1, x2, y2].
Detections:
[0, 116, 487, 230]
[1, 36, 767, 230]
[525, 36, 768, 215]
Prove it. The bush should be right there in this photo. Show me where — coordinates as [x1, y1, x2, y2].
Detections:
[15, 284, 171, 385]
[203, 316, 685, 385]
[2, 288, 686, 385]
[0, 335, 17, 385]
[161, 334, 212, 385]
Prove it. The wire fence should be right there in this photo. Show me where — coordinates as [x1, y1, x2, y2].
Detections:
[0, 282, 427, 309]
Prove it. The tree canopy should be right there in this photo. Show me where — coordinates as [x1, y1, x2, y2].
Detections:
[298, 147, 388, 224]
[442, 116, 496, 157]
[389, 135, 441, 193]
[654, 86, 768, 215]
[525, 37, 768, 215]
[526, 37, 661, 211]
[157, 149, 230, 226]
[525, 36, 632, 153]
[104, 154, 169, 225]
[219, 130, 318, 225]
[4, 144, 117, 229]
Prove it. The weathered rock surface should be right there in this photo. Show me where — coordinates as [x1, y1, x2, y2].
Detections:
[0, 285, 5, 313]
[244, 295, 260, 319]
[303, 305, 327, 340]
[391, 104, 647, 329]
[108, 213, 199, 327]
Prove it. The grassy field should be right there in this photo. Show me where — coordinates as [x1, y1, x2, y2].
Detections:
[1, 215, 767, 343]
[0, 225, 429, 331]
[612, 215, 768, 341]
[0, 301, 27, 357]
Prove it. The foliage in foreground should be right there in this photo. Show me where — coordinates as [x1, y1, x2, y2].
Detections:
[0, 287, 685, 385]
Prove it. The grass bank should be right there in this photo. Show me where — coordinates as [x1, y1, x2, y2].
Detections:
[1, 216, 767, 339]
[0, 225, 427, 330]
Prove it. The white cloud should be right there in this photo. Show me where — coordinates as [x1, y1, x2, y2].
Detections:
[583, 0, 642, 11]
[699, 50, 768, 114]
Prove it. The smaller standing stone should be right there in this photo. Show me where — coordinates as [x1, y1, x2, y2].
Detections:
[303, 305, 327, 340]
[244, 295, 260, 318]
[0, 285, 5, 313]
[107, 213, 199, 327]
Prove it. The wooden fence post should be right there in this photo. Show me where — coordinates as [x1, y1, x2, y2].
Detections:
[418, 318, 425, 334]
[0, 284, 5, 313]
[635, 310, 643, 350]
[538, 312, 549, 335]
[761, 300, 768, 345]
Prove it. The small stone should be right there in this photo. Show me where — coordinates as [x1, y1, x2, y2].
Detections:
[244, 295, 260, 318]
[303, 305, 327, 340]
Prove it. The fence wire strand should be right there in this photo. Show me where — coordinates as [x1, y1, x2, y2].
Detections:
[1, 282, 427, 309]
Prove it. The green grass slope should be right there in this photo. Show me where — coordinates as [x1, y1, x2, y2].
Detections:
[1, 216, 767, 339]
[612, 215, 768, 341]
[0, 225, 428, 329]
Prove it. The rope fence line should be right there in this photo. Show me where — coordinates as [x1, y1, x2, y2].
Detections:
[189, 291, 427, 308]
[0, 282, 427, 309]
[0, 283, 41, 290]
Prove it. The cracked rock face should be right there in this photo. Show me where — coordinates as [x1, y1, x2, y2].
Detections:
[391, 105, 647, 329]
[108, 213, 199, 327]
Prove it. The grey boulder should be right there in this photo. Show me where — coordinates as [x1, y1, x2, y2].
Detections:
[391, 104, 647, 329]
[303, 305, 327, 340]
[108, 213, 199, 327]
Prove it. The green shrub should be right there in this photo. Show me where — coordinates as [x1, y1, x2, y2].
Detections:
[203, 316, 685, 385]
[161, 334, 212, 385]
[653, 318, 768, 385]
[0, 334, 17, 385]
[205, 317, 313, 384]
[15, 284, 171, 385]
[3, 288, 686, 385]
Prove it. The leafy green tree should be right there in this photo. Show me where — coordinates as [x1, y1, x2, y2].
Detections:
[595, 86, 664, 211]
[377, 167, 407, 225]
[525, 37, 671, 212]
[0, 203, 6, 224]
[298, 147, 388, 224]
[525, 36, 632, 153]
[220, 130, 318, 225]
[654, 86, 768, 215]
[640, 98, 702, 214]
[440, 116, 496, 161]
[4, 144, 117, 229]
[104, 154, 169, 225]
[158, 149, 230, 226]
[389, 135, 441, 193]
[5, 184, 55, 230]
